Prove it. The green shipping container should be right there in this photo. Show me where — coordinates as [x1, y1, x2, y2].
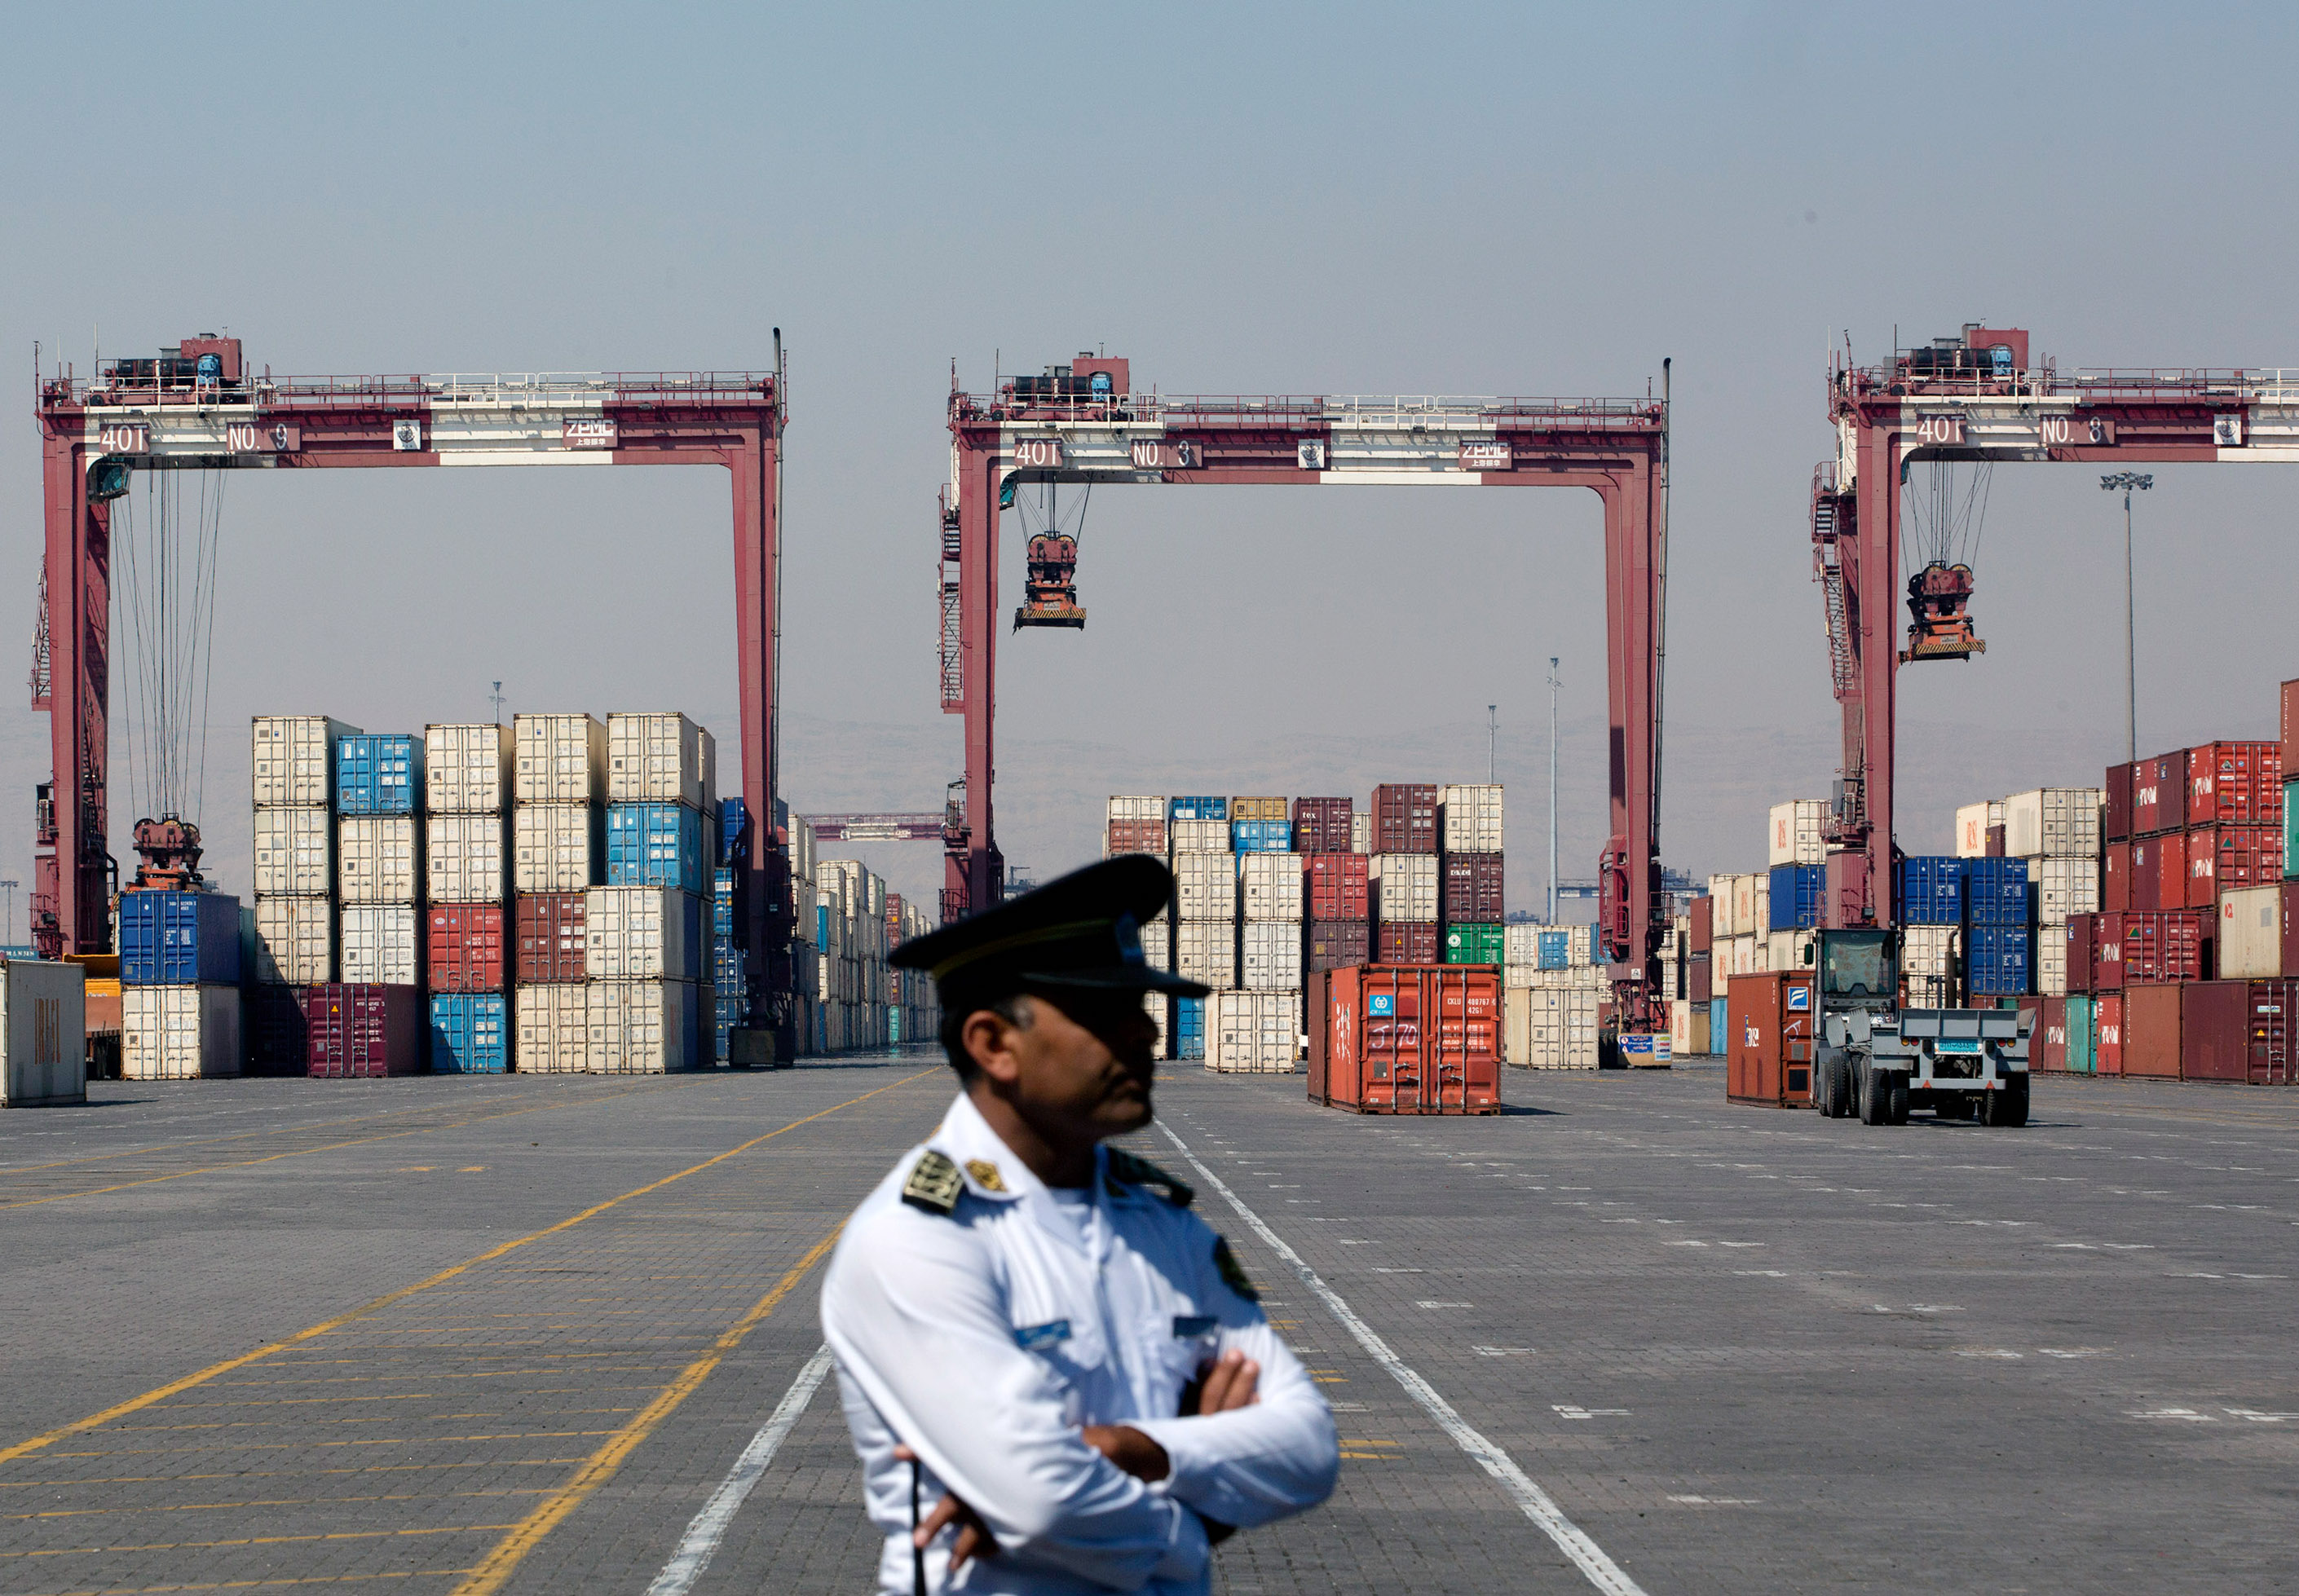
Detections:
[2065, 994, 2095, 1075]
[1444, 924, 1504, 964]
[2284, 778, 2297, 879]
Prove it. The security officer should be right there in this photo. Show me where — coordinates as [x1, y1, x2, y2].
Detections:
[820, 856, 1339, 1594]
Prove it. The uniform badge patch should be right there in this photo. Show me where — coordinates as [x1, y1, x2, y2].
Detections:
[1172, 1314, 1218, 1338]
[1212, 1236, 1260, 1303]
[1107, 1149, 1194, 1208]
[963, 1158, 1008, 1193]
[1013, 1320, 1071, 1351]
[901, 1150, 964, 1215]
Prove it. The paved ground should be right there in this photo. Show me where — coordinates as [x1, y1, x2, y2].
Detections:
[0, 1056, 2293, 1594]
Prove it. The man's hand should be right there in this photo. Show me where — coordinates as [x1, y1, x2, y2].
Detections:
[1079, 1423, 1169, 1481]
[1180, 1347, 1262, 1417]
[892, 1444, 996, 1572]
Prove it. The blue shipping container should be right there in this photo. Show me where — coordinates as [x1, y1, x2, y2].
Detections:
[714, 941, 748, 992]
[715, 994, 744, 1061]
[721, 798, 748, 864]
[1170, 796, 1228, 822]
[1767, 864, 1825, 931]
[1232, 819, 1291, 852]
[335, 734, 423, 814]
[1536, 928, 1570, 971]
[1960, 858, 2032, 927]
[816, 902, 829, 950]
[1966, 924, 2032, 995]
[430, 993, 508, 1074]
[1176, 995, 1206, 1060]
[118, 891, 242, 985]
[1896, 857, 1965, 926]
[713, 868, 737, 937]
[607, 804, 709, 893]
[1709, 996, 1728, 1048]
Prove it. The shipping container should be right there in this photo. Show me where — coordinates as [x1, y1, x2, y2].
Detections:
[2123, 982, 2182, 1078]
[2288, 886, 2299, 979]
[336, 734, 422, 815]
[1370, 783, 1438, 855]
[2187, 741, 2282, 827]
[1229, 818, 1291, 853]
[1504, 985, 1601, 1069]
[252, 716, 360, 807]
[0, 961, 86, 1105]
[305, 984, 424, 1078]
[1370, 853, 1439, 924]
[424, 723, 513, 813]
[586, 886, 702, 981]
[253, 897, 333, 985]
[1205, 989, 1298, 1073]
[1767, 864, 1823, 931]
[341, 905, 422, 986]
[589, 979, 699, 1073]
[1175, 922, 1237, 987]
[1107, 795, 1167, 822]
[2103, 763, 2134, 843]
[1167, 796, 1227, 822]
[1172, 853, 1237, 922]
[2104, 840, 2131, 911]
[1375, 924, 1438, 963]
[1441, 853, 1505, 923]
[1240, 923, 1303, 990]
[1104, 818, 1168, 858]
[514, 892, 587, 984]
[121, 985, 241, 1080]
[1726, 970, 1816, 1107]
[607, 712, 709, 808]
[118, 891, 241, 986]
[2032, 856, 2102, 926]
[2178, 979, 2295, 1084]
[338, 815, 421, 902]
[245, 984, 310, 1076]
[1305, 920, 1370, 973]
[1732, 874, 1761, 937]
[1961, 858, 2032, 927]
[1897, 858, 1964, 926]
[1670, 998, 1711, 1058]
[2035, 995, 2067, 1074]
[1443, 924, 1503, 964]
[1688, 895, 1712, 954]
[1689, 953, 1712, 1003]
[429, 902, 508, 992]
[2003, 788, 2104, 861]
[2132, 752, 2187, 836]
[2066, 994, 2096, 1074]
[1307, 853, 1370, 921]
[514, 713, 607, 804]
[1954, 801, 1998, 858]
[2288, 778, 2299, 880]
[607, 803, 709, 893]
[514, 982, 589, 1073]
[2217, 885, 2283, 980]
[1966, 924, 2032, 996]
[2096, 991, 2124, 1075]
[1437, 785, 1503, 854]
[430, 992, 510, 1074]
[1768, 799, 1828, 866]
[2284, 680, 2299, 791]
[2184, 824, 2282, 907]
[1238, 853, 1304, 922]
[1350, 812, 1369, 854]
[721, 797, 750, 865]
[1290, 797, 1353, 855]
[1309, 966, 1500, 1111]
[2036, 932, 2068, 998]
[426, 813, 509, 902]
[1174, 995, 1205, 1060]
[1168, 818, 1229, 853]
[514, 804, 603, 893]
[1766, 928, 1816, 971]
[254, 806, 333, 896]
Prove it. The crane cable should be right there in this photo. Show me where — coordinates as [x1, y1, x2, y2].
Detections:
[114, 467, 224, 827]
[1900, 458, 1993, 576]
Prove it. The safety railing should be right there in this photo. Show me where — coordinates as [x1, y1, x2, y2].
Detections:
[959, 390, 1662, 425]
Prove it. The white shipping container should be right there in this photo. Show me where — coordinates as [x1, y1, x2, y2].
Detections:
[1169, 819, 1229, 853]
[338, 815, 421, 903]
[426, 813, 509, 902]
[1144, 992, 1170, 1058]
[514, 713, 607, 804]
[514, 804, 601, 893]
[1954, 802, 1991, 858]
[1437, 784, 1503, 853]
[254, 897, 333, 985]
[341, 905, 422, 985]
[1730, 875, 1758, 938]
[1350, 812, 1369, 854]
[1503, 923, 1542, 973]
[1176, 923, 1237, 987]
[1707, 875, 1736, 935]
[1900, 925, 1960, 981]
[2036, 936, 2067, 999]
[1767, 929, 1816, 971]
[516, 983, 590, 1074]
[2219, 885, 2284, 980]
[1238, 853, 1304, 923]
[1209, 990, 1298, 1072]
[1727, 934, 1759, 977]
[254, 806, 333, 896]
[121, 985, 242, 1080]
[2005, 788, 2105, 862]
[1141, 914, 1173, 974]
[252, 716, 359, 807]
[1507, 987, 1601, 1069]
[424, 723, 513, 813]
[1905, 975, 1958, 1007]
[589, 979, 699, 1073]
[1106, 796, 1165, 822]
[1173, 853, 1238, 921]
[1753, 875, 1771, 937]
[0, 960, 86, 1106]
[607, 712, 708, 808]
[2032, 857, 2102, 927]
[1240, 922, 1304, 990]
[1370, 854, 1438, 924]
[1768, 800, 1829, 867]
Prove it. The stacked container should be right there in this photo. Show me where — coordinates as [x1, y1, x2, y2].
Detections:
[252, 716, 356, 1006]
[118, 891, 244, 1080]
[1435, 784, 1503, 979]
[423, 723, 513, 1073]
[513, 714, 604, 1071]
[333, 732, 427, 1075]
[1105, 796, 1167, 859]
[2003, 787, 2104, 996]
[1171, 846, 1237, 994]
[819, 858, 894, 1052]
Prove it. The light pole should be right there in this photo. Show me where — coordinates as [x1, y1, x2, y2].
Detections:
[1487, 705, 1497, 785]
[2100, 472, 2153, 762]
[1546, 659, 1560, 925]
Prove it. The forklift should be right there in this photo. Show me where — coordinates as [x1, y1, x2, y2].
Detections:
[1810, 928, 2032, 1127]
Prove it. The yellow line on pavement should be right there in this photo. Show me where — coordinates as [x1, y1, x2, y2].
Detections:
[0, 1071, 935, 1467]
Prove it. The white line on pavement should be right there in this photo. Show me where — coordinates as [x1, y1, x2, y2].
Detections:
[646, 1343, 836, 1596]
[1158, 1121, 1650, 1596]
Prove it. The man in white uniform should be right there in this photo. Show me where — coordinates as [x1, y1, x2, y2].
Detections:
[822, 857, 1339, 1594]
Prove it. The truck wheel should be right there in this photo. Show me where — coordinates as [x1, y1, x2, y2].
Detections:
[1885, 1073, 1910, 1126]
[1986, 1078, 2030, 1128]
[1859, 1064, 1887, 1125]
[1824, 1054, 1851, 1118]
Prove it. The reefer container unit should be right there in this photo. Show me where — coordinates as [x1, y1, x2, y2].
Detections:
[1231, 819, 1291, 853]
[2132, 752, 2187, 836]
[606, 803, 709, 894]
[253, 807, 333, 896]
[1437, 785, 1503, 853]
[1961, 858, 2032, 926]
[1240, 923, 1304, 990]
[1375, 924, 1438, 963]
[1204, 990, 1298, 1073]
[1443, 924, 1503, 965]
[118, 891, 242, 985]
[121, 985, 241, 1080]
[515, 893, 588, 984]
[1290, 798, 1353, 855]
[2004, 788, 2104, 860]
[1370, 783, 1437, 854]
[252, 716, 360, 806]
[0, 961, 86, 1106]
[1370, 854, 1438, 923]
[340, 905, 422, 986]
[1168, 819, 1229, 853]
[1768, 800, 1828, 866]
[514, 713, 608, 804]
[1238, 853, 1304, 922]
[430, 993, 509, 1074]
[585, 886, 702, 981]
[426, 813, 509, 902]
[305, 985, 424, 1078]
[1308, 966, 1501, 1113]
[338, 816, 421, 903]
[2188, 741, 2282, 827]
[1441, 853, 1504, 923]
[607, 712, 710, 808]
[1767, 865, 1824, 931]
[2217, 886, 2283, 980]
[424, 723, 512, 813]
[589, 980, 699, 1073]
[514, 983, 589, 1073]
[1167, 796, 1228, 822]
[1306, 853, 1369, 921]
[335, 734, 423, 815]
[2178, 979, 2297, 1084]
[1726, 970, 1816, 1108]
[514, 805, 603, 893]
[1897, 858, 1964, 926]
[2123, 982, 2181, 1078]
[429, 902, 509, 991]
[253, 897, 333, 985]
[1306, 920, 1370, 973]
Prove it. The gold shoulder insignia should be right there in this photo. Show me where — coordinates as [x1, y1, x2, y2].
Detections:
[902, 1150, 964, 1215]
[964, 1158, 1008, 1193]
[1212, 1236, 1260, 1303]
[1107, 1149, 1194, 1208]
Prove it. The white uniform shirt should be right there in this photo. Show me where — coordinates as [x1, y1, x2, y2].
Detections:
[822, 1091, 1339, 1594]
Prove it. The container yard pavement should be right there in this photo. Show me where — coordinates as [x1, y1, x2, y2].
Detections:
[2, 1062, 2295, 1592]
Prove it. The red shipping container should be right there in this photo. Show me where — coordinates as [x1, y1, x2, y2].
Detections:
[1375, 923, 1437, 963]
[248, 985, 311, 1077]
[304, 984, 425, 1078]
[2287, 887, 2299, 978]
[2123, 983, 2182, 1078]
[2103, 840, 2131, 912]
[1689, 896, 1713, 955]
[2187, 741, 2282, 827]
[2063, 915, 2097, 994]
[2185, 824, 2282, 908]
[1690, 953, 1712, 1003]
[2103, 761, 2134, 843]
[2179, 979, 2298, 1084]
[1104, 818, 1167, 857]
[2036, 995, 2068, 1074]
[2096, 992, 2125, 1075]
[1305, 920, 1370, 973]
[427, 902, 507, 993]
[1441, 853, 1505, 922]
[2125, 910, 2211, 984]
[2132, 751, 2187, 836]
[1307, 853, 1370, 920]
[2283, 679, 2299, 787]
[1726, 970, 1817, 1108]
[1370, 783, 1438, 855]
[1290, 797, 1353, 856]
[1308, 965, 1501, 1114]
[2151, 833, 2186, 911]
[1984, 824, 2006, 858]
[515, 892, 588, 984]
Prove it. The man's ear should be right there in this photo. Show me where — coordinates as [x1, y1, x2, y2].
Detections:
[962, 1003, 1027, 1085]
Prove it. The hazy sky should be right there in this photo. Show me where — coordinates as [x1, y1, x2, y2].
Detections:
[5, 4, 2297, 931]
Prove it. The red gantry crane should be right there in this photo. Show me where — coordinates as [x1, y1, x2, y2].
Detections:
[1813, 324, 2292, 926]
[938, 356, 1676, 1034]
[33, 337, 798, 1057]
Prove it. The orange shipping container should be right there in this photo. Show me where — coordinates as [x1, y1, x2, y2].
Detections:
[2095, 992, 2125, 1075]
[2122, 983, 2182, 1078]
[1725, 970, 1816, 1108]
[1308, 965, 1501, 1115]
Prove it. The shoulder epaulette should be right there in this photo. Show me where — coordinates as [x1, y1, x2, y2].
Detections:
[1106, 1149, 1194, 1208]
[902, 1150, 964, 1215]
[1212, 1235, 1260, 1303]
